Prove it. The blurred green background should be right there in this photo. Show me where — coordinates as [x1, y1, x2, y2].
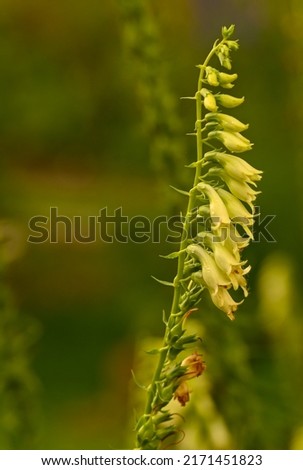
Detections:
[0, 0, 303, 450]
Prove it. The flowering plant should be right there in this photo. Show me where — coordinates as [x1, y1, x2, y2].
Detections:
[135, 25, 262, 450]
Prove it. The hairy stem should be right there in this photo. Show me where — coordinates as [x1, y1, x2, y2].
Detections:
[142, 40, 225, 418]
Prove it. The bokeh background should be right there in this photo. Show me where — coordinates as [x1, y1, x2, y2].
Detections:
[0, 0, 303, 450]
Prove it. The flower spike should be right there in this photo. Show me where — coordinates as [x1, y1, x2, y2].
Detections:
[135, 24, 262, 450]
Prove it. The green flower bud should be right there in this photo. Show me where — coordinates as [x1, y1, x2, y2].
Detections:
[226, 40, 239, 51]
[216, 94, 245, 108]
[205, 66, 220, 86]
[218, 72, 238, 85]
[221, 82, 235, 89]
[222, 58, 232, 70]
[216, 44, 232, 70]
[197, 182, 230, 228]
[222, 25, 235, 39]
[208, 130, 252, 153]
[205, 113, 249, 132]
[155, 426, 176, 441]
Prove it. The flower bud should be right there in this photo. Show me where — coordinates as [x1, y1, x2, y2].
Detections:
[208, 130, 252, 153]
[222, 25, 235, 39]
[226, 40, 239, 51]
[216, 44, 232, 70]
[203, 92, 218, 112]
[205, 66, 220, 86]
[205, 113, 249, 132]
[216, 94, 245, 108]
[222, 58, 232, 70]
[218, 72, 238, 85]
[200, 88, 218, 111]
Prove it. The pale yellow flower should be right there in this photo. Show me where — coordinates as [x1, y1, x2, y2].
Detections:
[210, 286, 243, 320]
[216, 187, 255, 238]
[205, 152, 262, 183]
[197, 182, 230, 228]
[187, 244, 231, 294]
[211, 169, 260, 208]
[200, 88, 218, 112]
[205, 113, 248, 132]
[208, 130, 252, 153]
[216, 94, 244, 108]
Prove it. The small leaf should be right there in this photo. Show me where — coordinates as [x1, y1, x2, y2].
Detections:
[131, 370, 148, 390]
[185, 161, 201, 168]
[160, 249, 186, 260]
[169, 185, 190, 196]
[145, 348, 161, 356]
[162, 309, 168, 325]
[151, 276, 174, 287]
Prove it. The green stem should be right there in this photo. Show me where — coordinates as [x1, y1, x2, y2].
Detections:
[139, 35, 228, 427]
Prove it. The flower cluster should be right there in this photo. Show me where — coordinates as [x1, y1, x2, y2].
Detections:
[185, 25, 262, 320]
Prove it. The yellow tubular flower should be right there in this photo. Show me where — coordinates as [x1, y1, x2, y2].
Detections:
[228, 264, 251, 296]
[218, 72, 238, 85]
[200, 88, 218, 112]
[210, 242, 244, 276]
[210, 168, 260, 207]
[205, 151, 262, 182]
[210, 287, 243, 320]
[187, 244, 231, 294]
[208, 130, 252, 153]
[197, 182, 230, 228]
[216, 94, 245, 108]
[217, 187, 254, 221]
[205, 113, 249, 132]
[205, 66, 220, 86]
